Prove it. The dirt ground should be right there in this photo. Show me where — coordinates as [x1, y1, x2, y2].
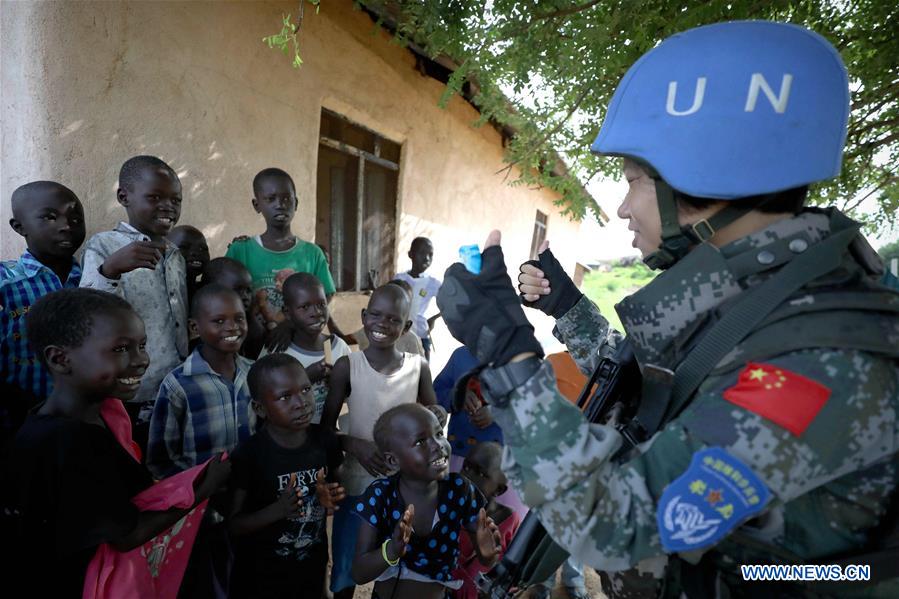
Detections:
[349, 565, 606, 598]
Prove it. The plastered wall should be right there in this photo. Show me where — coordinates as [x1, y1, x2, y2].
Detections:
[1, 0, 591, 364]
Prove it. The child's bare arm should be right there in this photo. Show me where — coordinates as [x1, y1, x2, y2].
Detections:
[324, 356, 388, 475]
[101, 241, 167, 278]
[110, 454, 231, 552]
[352, 504, 414, 584]
[416, 360, 437, 406]
[321, 355, 350, 430]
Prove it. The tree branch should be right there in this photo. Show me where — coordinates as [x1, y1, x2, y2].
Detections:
[848, 115, 899, 142]
[842, 173, 897, 213]
[534, 0, 604, 22]
[493, 0, 604, 44]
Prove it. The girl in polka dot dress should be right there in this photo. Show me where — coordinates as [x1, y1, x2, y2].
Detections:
[351, 404, 503, 599]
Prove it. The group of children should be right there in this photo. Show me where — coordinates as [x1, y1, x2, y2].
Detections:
[0, 156, 522, 599]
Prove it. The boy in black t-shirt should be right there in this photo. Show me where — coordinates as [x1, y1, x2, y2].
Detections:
[228, 353, 342, 598]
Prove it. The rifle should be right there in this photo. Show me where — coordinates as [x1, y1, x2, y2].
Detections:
[476, 338, 640, 598]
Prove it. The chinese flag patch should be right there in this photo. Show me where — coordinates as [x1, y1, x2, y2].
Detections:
[722, 362, 831, 436]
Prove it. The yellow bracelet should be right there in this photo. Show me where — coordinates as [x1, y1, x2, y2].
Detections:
[381, 538, 400, 567]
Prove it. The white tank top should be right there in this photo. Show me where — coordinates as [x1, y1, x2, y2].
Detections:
[340, 351, 422, 495]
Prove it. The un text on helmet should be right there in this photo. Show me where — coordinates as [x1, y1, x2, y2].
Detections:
[666, 74, 794, 116]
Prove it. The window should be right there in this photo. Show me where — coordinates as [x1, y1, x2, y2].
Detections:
[529, 210, 548, 260]
[316, 110, 401, 291]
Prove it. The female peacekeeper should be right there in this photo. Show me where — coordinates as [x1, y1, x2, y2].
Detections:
[436, 21, 899, 597]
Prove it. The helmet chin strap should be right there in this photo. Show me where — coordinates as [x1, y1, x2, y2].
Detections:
[643, 177, 763, 270]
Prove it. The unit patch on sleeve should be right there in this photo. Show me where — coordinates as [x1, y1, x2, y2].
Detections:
[657, 447, 771, 553]
[722, 362, 831, 436]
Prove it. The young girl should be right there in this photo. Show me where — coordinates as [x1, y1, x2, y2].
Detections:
[453, 441, 522, 599]
[322, 283, 436, 599]
[351, 403, 502, 599]
[1, 288, 229, 596]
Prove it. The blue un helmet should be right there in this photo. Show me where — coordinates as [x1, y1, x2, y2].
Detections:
[591, 21, 850, 269]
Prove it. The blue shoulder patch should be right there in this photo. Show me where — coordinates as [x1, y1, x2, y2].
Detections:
[657, 446, 771, 553]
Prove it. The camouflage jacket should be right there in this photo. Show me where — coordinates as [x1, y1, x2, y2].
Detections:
[491, 208, 899, 597]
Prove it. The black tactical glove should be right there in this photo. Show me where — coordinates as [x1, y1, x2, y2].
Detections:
[437, 243, 543, 366]
[519, 248, 583, 319]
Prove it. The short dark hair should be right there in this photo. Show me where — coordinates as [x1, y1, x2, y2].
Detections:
[369, 282, 411, 315]
[201, 257, 250, 286]
[119, 155, 178, 191]
[247, 352, 302, 401]
[387, 278, 413, 297]
[467, 441, 504, 472]
[372, 403, 433, 453]
[26, 288, 133, 366]
[252, 167, 295, 197]
[167, 224, 204, 244]
[678, 185, 809, 215]
[282, 272, 323, 304]
[410, 237, 432, 252]
[190, 283, 242, 318]
[10, 181, 78, 218]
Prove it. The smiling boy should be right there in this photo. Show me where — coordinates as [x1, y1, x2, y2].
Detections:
[2, 181, 86, 433]
[147, 284, 254, 479]
[322, 283, 436, 599]
[202, 257, 267, 359]
[80, 156, 189, 442]
[167, 224, 210, 305]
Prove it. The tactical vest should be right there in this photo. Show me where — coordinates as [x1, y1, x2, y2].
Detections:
[614, 208, 899, 597]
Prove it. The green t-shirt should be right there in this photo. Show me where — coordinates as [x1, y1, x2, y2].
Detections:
[225, 237, 336, 324]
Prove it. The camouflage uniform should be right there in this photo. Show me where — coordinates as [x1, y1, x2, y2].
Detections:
[490, 208, 899, 597]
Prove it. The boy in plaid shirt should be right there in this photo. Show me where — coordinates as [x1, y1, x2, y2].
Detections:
[2, 181, 85, 439]
[147, 284, 254, 478]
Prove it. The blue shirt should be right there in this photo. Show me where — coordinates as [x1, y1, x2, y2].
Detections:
[1, 251, 82, 399]
[147, 348, 254, 478]
[433, 347, 503, 457]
